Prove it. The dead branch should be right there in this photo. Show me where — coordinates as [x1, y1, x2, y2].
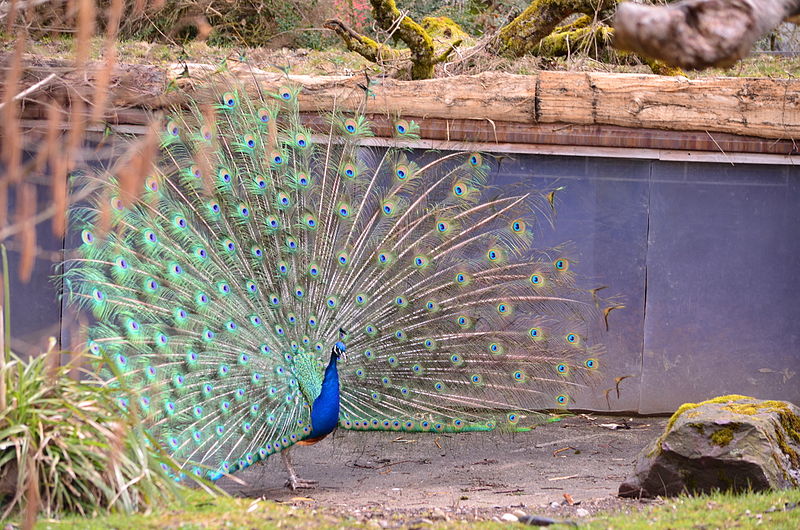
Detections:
[0, 72, 57, 110]
[613, 0, 800, 69]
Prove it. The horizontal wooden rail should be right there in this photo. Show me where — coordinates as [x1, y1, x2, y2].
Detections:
[13, 59, 800, 148]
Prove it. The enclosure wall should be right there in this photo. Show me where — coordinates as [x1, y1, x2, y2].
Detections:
[7, 152, 799, 414]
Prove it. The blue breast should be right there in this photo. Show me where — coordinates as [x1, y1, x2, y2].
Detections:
[308, 355, 340, 438]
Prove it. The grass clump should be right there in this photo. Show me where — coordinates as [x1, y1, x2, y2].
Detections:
[573, 489, 800, 530]
[32, 490, 351, 529]
[0, 345, 188, 520]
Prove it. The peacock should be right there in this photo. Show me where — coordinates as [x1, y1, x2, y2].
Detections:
[65, 74, 604, 489]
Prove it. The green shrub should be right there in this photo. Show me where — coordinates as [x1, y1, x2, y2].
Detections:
[0, 347, 185, 519]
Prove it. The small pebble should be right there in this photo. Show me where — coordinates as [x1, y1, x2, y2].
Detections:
[501, 513, 519, 522]
[513, 509, 528, 517]
[575, 508, 589, 517]
[518, 514, 559, 526]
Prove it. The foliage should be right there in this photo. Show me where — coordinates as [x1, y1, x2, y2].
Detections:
[126, 0, 335, 49]
[333, 0, 373, 33]
[22, 490, 344, 529]
[0, 347, 187, 519]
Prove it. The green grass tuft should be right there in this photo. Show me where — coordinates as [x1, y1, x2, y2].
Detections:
[561, 489, 800, 530]
[33, 490, 350, 529]
[0, 347, 191, 519]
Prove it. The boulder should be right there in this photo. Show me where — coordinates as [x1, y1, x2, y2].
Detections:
[619, 394, 800, 498]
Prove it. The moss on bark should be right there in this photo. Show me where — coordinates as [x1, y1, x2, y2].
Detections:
[537, 16, 610, 57]
[369, 0, 436, 79]
[495, 0, 618, 57]
[323, 19, 406, 65]
[325, 1, 463, 79]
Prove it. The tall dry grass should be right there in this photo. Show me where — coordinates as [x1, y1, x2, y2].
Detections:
[0, 3, 188, 526]
[0, 0, 161, 282]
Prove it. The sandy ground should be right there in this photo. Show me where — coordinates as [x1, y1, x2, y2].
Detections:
[219, 415, 667, 523]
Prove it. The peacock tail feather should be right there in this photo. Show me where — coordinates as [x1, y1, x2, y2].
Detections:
[65, 75, 603, 481]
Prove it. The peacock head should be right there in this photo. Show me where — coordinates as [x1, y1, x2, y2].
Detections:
[333, 341, 347, 362]
[333, 328, 348, 362]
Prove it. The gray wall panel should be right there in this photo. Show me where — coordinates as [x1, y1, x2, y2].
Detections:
[495, 155, 649, 412]
[639, 162, 800, 413]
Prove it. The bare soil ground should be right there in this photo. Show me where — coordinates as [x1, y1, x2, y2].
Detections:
[219, 415, 668, 524]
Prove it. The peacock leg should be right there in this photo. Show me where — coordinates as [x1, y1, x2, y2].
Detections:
[280, 448, 317, 490]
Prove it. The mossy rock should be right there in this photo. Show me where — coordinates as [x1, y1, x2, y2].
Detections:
[619, 395, 800, 498]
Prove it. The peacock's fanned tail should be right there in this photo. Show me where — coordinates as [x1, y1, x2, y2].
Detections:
[65, 77, 601, 481]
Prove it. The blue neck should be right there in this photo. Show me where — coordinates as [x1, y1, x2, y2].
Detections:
[308, 353, 341, 439]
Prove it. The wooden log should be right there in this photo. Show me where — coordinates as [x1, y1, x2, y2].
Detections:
[13, 58, 800, 141]
[168, 64, 800, 140]
[536, 71, 800, 140]
[166, 65, 538, 123]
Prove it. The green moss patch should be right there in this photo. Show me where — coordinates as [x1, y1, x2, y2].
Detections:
[710, 426, 735, 447]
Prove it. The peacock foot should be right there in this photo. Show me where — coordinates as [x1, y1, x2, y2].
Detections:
[281, 448, 317, 490]
[285, 477, 318, 490]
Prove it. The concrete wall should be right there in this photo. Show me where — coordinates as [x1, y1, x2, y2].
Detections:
[500, 154, 800, 413]
[7, 153, 800, 414]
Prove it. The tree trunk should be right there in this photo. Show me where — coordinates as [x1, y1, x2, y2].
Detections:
[613, 0, 800, 69]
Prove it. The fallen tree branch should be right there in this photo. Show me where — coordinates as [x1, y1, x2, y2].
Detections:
[613, 0, 800, 69]
[0, 72, 57, 111]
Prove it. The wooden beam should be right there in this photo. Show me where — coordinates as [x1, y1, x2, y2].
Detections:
[536, 71, 800, 140]
[14, 59, 800, 141]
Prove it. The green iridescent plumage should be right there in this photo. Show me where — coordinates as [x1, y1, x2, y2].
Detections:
[65, 76, 602, 482]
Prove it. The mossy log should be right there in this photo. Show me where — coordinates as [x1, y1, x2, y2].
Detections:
[322, 19, 407, 67]
[493, 0, 619, 57]
[536, 16, 610, 57]
[537, 17, 683, 76]
[325, 3, 463, 80]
